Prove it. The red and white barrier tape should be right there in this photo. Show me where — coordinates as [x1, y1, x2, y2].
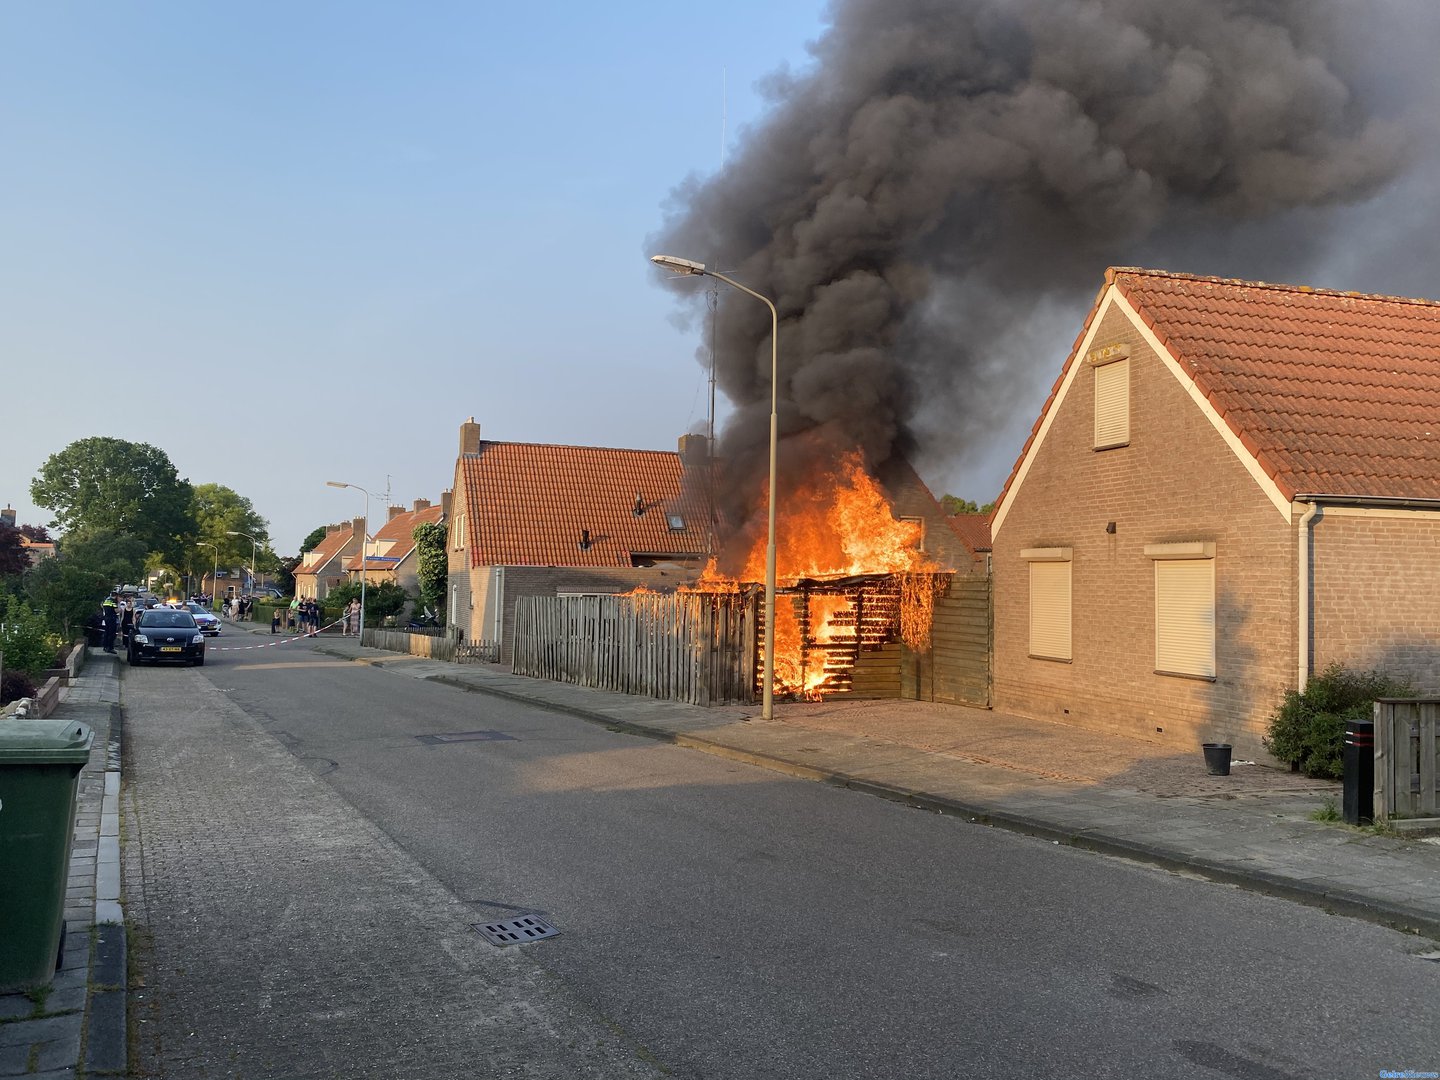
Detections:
[210, 618, 349, 651]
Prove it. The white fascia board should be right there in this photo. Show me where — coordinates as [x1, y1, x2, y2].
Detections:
[991, 291, 1119, 537]
[1111, 291, 1292, 525]
[1318, 505, 1440, 521]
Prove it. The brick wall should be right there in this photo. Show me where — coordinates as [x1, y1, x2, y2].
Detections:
[991, 301, 1296, 758]
[1312, 508, 1440, 691]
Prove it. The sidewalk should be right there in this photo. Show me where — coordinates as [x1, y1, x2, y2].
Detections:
[1, 652, 124, 1079]
[291, 628, 1440, 941]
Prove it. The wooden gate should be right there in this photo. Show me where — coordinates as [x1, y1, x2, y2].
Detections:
[903, 575, 991, 707]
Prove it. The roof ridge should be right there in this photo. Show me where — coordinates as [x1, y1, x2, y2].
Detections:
[1109, 266, 1440, 310]
[465, 440, 681, 457]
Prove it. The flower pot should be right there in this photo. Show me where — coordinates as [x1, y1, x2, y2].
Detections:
[1202, 743, 1232, 776]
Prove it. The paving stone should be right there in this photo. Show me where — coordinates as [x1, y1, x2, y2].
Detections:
[83, 990, 125, 1074]
[92, 925, 124, 988]
[0, 1039, 35, 1074]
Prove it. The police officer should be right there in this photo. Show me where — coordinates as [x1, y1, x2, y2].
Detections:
[101, 595, 119, 653]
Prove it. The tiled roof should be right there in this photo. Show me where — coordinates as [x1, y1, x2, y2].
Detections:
[948, 513, 992, 553]
[294, 526, 355, 577]
[1000, 267, 1440, 509]
[341, 503, 443, 572]
[459, 441, 710, 568]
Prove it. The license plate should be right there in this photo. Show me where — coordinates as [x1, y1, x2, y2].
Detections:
[160, 646, 182, 653]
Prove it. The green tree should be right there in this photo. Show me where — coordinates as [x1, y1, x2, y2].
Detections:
[193, 483, 272, 569]
[0, 524, 28, 578]
[26, 530, 148, 637]
[299, 526, 329, 554]
[940, 495, 995, 516]
[0, 596, 60, 677]
[412, 521, 447, 623]
[31, 437, 196, 563]
[271, 555, 299, 596]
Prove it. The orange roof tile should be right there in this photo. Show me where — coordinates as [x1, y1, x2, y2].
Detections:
[998, 268, 1440, 511]
[294, 525, 355, 577]
[341, 503, 444, 571]
[459, 441, 709, 568]
[948, 513, 992, 553]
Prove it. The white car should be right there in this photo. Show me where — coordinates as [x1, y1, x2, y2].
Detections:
[180, 601, 222, 636]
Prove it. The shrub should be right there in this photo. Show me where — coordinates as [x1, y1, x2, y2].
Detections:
[0, 598, 62, 678]
[1264, 662, 1412, 779]
[0, 669, 37, 705]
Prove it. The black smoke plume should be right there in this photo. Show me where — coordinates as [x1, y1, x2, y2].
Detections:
[651, 0, 1411, 556]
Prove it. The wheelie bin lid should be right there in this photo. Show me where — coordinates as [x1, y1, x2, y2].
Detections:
[0, 720, 95, 764]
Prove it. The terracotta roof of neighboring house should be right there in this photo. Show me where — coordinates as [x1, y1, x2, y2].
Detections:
[294, 525, 357, 577]
[341, 502, 443, 572]
[998, 267, 1440, 511]
[948, 513, 991, 553]
[458, 441, 709, 568]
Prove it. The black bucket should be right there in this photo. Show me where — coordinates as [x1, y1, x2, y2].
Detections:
[1202, 743, 1232, 776]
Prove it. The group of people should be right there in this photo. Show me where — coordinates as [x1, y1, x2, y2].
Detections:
[267, 596, 358, 635]
[224, 596, 254, 621]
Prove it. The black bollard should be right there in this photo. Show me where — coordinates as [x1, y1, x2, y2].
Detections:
[1342, 719, 1374, 825]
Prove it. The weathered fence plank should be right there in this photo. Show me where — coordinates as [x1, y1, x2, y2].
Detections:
[1375, 698, 1440, 819]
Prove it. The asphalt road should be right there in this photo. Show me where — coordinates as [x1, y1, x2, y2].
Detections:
[127, 640, 1439, 1079]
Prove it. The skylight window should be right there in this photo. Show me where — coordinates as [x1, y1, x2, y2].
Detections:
[667, 513, 686, 531]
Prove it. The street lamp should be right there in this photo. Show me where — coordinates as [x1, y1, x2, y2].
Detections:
[227, 531, 260, 596]
[326, 481, 370, 639]
[651, 254, 780, 721]
[198, 542, 219, 611]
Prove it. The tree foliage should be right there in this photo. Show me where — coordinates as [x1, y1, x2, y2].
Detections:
[0, 524, 28, 578]
[193, 482, 271, 568]
[299, 526, 329, 554]
[941, 495, 995, 516]
[31, 437, 195, 563]
[26, 529, 148, 638]
[412, 521, 447, 623]
[0, 596, 61, 677]
[324, 580, 409, 625]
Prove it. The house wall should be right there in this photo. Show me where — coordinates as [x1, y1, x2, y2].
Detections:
[992, 301, 1296, 757]
[1312, 508, 1440, 691]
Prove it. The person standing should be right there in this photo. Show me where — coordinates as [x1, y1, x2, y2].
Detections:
[348, 597, 361, 637]
[119, 598, 134, 650]
[101, 596, 118, 653]
[270, 605, 281, 634]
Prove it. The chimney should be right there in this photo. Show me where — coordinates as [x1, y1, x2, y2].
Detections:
[389, 505, 405, 521]
[678, 433, 708, 468]
[351, 517, 366, 542]
[459, 416, 481, 456]
[412, 498, 431, 512]
[325, 522, 341, 535]
[441, 489, 453, 520]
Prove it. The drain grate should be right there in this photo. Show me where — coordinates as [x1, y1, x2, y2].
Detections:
[473, 914, 560, 946]
[415, 730, 516, 745]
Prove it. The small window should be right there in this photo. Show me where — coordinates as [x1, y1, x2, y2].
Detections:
[1147, 543, 1216, 679]
[453, 515, 466, 550]
[1023, 547, 1072, 661]
[1092, 354, 1130, 449]
[899, 515, 926, 551]
[667, 513, 686, 531]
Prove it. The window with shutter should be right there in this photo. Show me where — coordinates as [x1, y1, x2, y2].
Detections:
[1093, 356, 1130, 449]
[1147, 543, 1216, 679]
[1023, 548, 1072, 661]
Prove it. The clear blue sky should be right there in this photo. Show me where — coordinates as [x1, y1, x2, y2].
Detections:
[0, 1, 854, 550]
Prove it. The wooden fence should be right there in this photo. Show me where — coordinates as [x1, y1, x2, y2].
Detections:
[1376, 698, 1440, 819]
[363, 628, 459, 662]
[512, 592, 757, 706]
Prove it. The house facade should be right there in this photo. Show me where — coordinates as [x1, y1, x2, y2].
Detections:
[293, 519, 364, 601]
[991, 268, 1440, 759]
[342, 496, 449, 616]
[447, 419, 711, 662]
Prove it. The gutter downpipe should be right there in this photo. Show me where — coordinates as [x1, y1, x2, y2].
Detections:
[1296, 499, 1321, 693]
[1293, 492, 1440, 692]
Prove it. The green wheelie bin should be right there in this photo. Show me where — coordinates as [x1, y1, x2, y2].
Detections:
[0, 719, 95, 991]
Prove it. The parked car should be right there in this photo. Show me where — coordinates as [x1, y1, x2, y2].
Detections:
[180, 601, 222, 636]
[128, 609, 206, 667]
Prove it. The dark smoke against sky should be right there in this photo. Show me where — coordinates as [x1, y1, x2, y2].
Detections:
[651, 0, 1436, 536]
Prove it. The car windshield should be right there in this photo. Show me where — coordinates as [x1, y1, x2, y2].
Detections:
[139, 611, 198, 629]
[184, 604, 210, 615]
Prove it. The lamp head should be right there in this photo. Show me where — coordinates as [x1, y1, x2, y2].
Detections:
[651, 254, 707, 276]
[326, 481, 348, 490]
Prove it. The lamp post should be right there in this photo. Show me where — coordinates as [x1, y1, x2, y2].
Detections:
[227, 531, 260, 598]
[326, 481, 370, 640]
[651, 254, 780, 721]
[199, 542, 219, 611]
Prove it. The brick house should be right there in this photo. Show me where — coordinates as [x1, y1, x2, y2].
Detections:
[991, 267, 1440, 759]
[447, 420, 712, 662]
[341, 497, 450, 616]
[293, 519, 364, 601]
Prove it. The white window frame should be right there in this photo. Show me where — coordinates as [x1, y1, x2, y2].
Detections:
[1090, 346, 1130, 450]
[1022, 547, 1072, 662]
[1146, 542, 1216, 680]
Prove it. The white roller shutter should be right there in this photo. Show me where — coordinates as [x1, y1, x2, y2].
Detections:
[1094, 357, 1130, 448]
[1154, 559, 1215, 677]
[1029, 560, 1072, 661]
